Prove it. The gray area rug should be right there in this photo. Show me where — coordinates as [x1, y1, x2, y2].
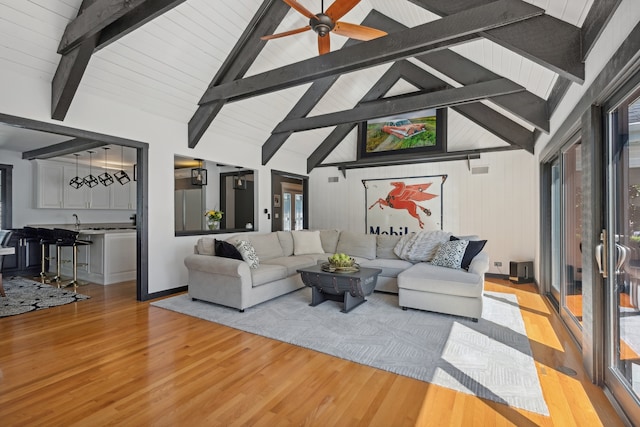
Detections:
[0, 276, 90, 317]
[152, 288, 549, 415]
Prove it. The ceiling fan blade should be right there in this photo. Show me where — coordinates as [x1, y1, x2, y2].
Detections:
[332, 21, 387, 41]
[318, 35, 330, 55]
[283, 0, 317, 20]
[261, 25, 311, 40]
[325, 0, 361, 21]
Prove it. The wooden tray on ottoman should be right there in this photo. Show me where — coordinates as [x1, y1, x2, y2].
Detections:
[297, 264, 382, 313]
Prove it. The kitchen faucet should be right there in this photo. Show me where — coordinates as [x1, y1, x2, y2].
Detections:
[73, 213, 80, 229]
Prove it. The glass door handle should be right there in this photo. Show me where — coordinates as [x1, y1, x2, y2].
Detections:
[615, 243, 629, 274]
[596, 229, 608, 278]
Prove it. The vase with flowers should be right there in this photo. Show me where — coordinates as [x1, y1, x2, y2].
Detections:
[205, 209, 223, 230]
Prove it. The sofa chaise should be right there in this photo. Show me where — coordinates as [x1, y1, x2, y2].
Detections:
[184, 229, 489, 319]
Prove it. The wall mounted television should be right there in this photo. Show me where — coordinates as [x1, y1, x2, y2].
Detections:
[357, 108, 447, 159]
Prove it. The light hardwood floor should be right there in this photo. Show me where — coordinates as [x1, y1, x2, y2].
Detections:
[0, 277, 626, 426]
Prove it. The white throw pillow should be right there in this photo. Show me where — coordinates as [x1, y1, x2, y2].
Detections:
[292, 230, 325, 255]
[430, 240, 469, 269]
[235, 240, 260, 269]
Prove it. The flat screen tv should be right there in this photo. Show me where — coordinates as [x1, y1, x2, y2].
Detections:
[357, 108, 447, 159]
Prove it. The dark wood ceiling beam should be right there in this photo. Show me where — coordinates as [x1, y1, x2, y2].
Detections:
[305, 63, 418, 172]
[407, 0, 584, 83]
[22, 138, 106, 160]
[58, 0, 147, 54]
[453, 104, 533, 152]
[262, 76, 341, 165]
[307, 61, 534, 171]
[95, 0, 189, 51]
[199, 0, 544, 105]
[51, 36, 97, 121]
[276, 79, 524, 134]
[320, 146, 519, 171]
[51, 0, 98, 121]
[52, 0, 187, 121]
[396, 61, 534, 152]
[543, 0, 623, 120]
[188, 0, 290, 148]
[261, 10, 393, 164]
[365, 11, 549, 133]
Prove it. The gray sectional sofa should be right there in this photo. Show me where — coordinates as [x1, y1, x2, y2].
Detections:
[184, 229, 489, 319]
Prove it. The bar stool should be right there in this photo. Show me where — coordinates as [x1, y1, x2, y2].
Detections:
[22, 227, 56, 282]
[52, 228, 92, 288]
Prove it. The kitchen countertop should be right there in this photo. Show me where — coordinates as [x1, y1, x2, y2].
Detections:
[28, 223, 136, 235]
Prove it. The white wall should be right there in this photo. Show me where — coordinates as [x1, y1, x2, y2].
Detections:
[0, 67, 308, 294]
[309, 150, 537, 275]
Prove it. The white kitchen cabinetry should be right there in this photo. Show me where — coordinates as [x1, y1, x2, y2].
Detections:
[54, 231, 135, 285]
[34, 160, 132, 210]
[35, 161, 64, 208]
[111, 179, 136, 210]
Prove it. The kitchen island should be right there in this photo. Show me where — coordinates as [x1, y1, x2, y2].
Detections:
[30, 223, 136, 285]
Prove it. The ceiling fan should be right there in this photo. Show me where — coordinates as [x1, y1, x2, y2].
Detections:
[261, 0, 388, 55]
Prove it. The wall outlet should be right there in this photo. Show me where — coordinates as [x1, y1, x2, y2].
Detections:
[494, 261, 502, 267]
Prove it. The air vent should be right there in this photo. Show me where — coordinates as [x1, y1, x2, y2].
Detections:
[328, 176, 339, 183]
[471, 166, 489, 175]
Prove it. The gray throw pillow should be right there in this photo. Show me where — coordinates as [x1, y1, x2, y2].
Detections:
[430, 240, 468, 269]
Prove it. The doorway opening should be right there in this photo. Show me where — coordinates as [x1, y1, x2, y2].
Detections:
[271, 170, 308, 232]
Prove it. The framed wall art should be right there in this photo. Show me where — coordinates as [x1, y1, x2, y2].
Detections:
[363, 174, 447, 235]
[357, 108, 447, 160]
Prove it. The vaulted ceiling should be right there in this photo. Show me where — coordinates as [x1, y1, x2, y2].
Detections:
[0, 0, 620, 172]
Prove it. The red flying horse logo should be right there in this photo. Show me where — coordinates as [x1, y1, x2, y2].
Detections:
[369, 182, 437, 229]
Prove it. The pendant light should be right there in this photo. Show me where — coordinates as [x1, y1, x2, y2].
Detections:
[233, 172, 246, 190]
[69, 153, 84, 189]
[114, 146, 130, 185]
[98, 147, 114, 186]
[191, 158, 207, 186]
[83, 151, 99, 188]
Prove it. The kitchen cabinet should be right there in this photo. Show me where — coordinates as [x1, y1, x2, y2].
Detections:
[34, 160, 133, 210]
[53, 230, 135, 285]
[62, 164, 111, 209]
[35, 161, 64, 208]
[111, 179, 136, 210]
[1, 230, 42, 276]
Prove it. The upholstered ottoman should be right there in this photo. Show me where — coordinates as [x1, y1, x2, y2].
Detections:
[397, 262, 485, 321]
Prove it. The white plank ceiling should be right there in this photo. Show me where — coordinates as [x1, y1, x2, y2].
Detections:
[0, 0, 596, 164]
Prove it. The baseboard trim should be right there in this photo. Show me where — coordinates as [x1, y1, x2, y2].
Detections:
[147, 285, 187, 300]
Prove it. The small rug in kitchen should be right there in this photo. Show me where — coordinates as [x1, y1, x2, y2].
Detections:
[0, 276, 90, 318]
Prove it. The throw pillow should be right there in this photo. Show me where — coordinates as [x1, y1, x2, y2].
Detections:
[196, 238, 215, 256]
[430, 240, 469, 269]
[235, 240, 260, 268]
[292, 230, 325, 255]
[214, 239, 243, 261]
[450, 236, 488, 270]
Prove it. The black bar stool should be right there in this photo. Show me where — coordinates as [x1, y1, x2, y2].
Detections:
[22, 227, 57, 282]
[52, 228, 92, 288]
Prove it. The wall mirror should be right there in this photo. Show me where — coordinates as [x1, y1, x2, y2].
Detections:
[174, 155, 256, 235]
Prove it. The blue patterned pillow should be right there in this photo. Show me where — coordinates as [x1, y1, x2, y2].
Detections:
[430, 240, 468, 269]
[235, 240, 260, 269]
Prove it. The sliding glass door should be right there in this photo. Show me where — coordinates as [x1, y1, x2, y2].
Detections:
[604, 86, 640, 424]
[549, 139, 584, 341]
